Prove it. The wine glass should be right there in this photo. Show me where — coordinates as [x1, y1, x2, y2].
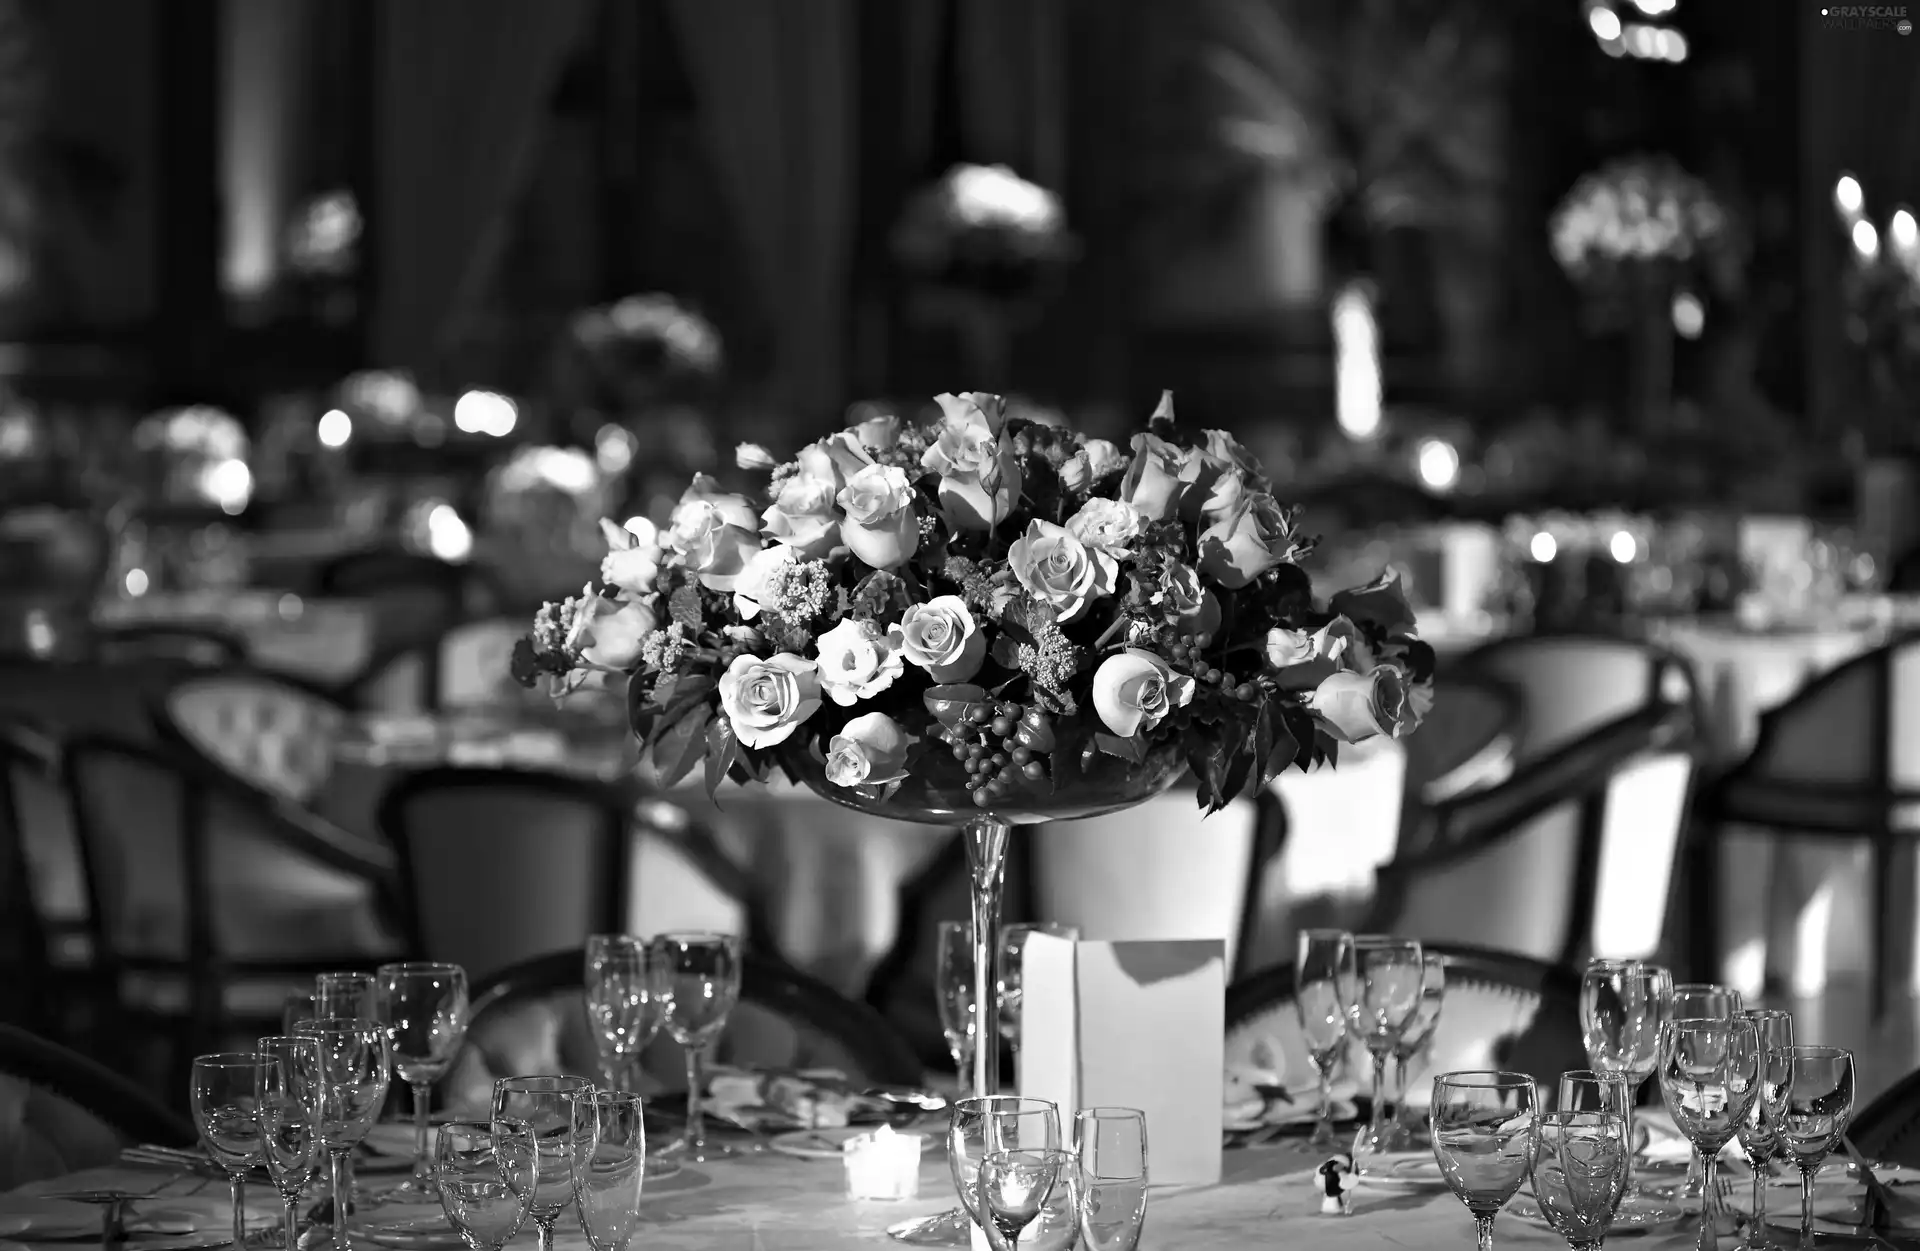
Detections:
[435, 1120, 535, 1251]
[977, 1148, 1071, 1251]
[1736, 1011, 1794, 1248]
[256, 1036, 323, 1251]
[948, 1096, 1061, 1235]
[656, 932, 742, 1163]
[997, 923, 1079, 1048]
[584, 936, 666, 1094]
[1666, 984, 1745, 1204]
[190, 1053, 267, 1251]
[1072, 1107, 1147, 1251]
[491, 1076, 596, 1251]
[1343, 935, 1425, 1154]
[283, 989, 320, 1035]
[1657, 1017, 1761, 1251]
[1388, 951, 1447, 1149]
[1767, 1046, 1855, 1251]
[571, 1091, 645, 1251]
[1294, 929, 1354, 1150]
[935, 921, 977, 1088]
[376, 962, 469, 1199]
[1431, 1070, 1538, 1251]
[316, 972, 381, 1020]
[1580, 959, 1672, 1202]
[1533, 1110, 1631, 1250]
[301, 1019, 390, 1251]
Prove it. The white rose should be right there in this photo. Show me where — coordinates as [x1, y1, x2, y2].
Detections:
[813, 617, 906, 706]
[1092, 648, 1195, 738]
[898, 596, 986, 683]
[716, 653, 822, 749]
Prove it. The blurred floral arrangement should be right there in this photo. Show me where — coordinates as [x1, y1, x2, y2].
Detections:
[483, 444, 611, 564]
[1551, 156, 1730, 278]
[512, 391, 1434, 811]
[893, 164, 1077, 298]
[571, 293, 723, 380]
[1842, 225, 1920, 426]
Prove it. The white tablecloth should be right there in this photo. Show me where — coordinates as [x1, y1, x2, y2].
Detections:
[1649, 617, 1883, 762]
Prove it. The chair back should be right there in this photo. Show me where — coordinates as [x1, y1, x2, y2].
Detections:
[156, 666, 346, 805]
[0, 1025, 193, 1188]
[440, 947, 923, 1112]
[379, 767, 632, 981]
[1225, 943, 1584, 1109]
[351, 618, 529, 713]
[1398, 672, 1522, 853]
[1458, 633, 1695, 763]
[91, 623, 247, 668]
[0, 723, 56, 1028]
[317, 549, 496, 666]
[1851, 1065, 1920, 1167]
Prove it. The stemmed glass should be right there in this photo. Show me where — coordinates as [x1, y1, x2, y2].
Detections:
[584, 937, 667, 1094]
[190, 1053, 268, 1251]
[1533, 1110, 1632, 1250]
[997, 923, 1079, 1051]
[1736, 1011, 1794, 1248]
[256, 1037, 323, 1251]
[1658, 1016, 1761, 1251]
[1766, 1046, 1855, 1251]
[435, 1120, 535, 1251]
[1667, 984, 1744, 1204]
[935, 921, 977, 1088]
[657, 932, 742, 1163]
[315, 972, 381, 1020]
[302, 1019, 390, 1251]
[1072, 1107, 1147, 1251]
[490, 1076, 596, 1251]
[1343, 935, 1425, 1155]
[571, 1091, 646, 1251]
[949, 1097, 1061, 1239]
[1295, 929, 1353, 1150]
[1580, 959, 1673, 1207]
[977, 1148, 1073, 1251]
[376, 962, 469, 1200]
[1432, 1071, 1538, 1251]
[1388, 952, 1448, 1149]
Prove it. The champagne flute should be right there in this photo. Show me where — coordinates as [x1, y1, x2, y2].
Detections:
[656, 932, 742, 1163]
[490, 1076, 596, 1251]
[1736, 1011, 1793, 1248]
[1533, 1110, 1631, 1250]
[315, 972, 381, 1021]
[435, 1120, 535, 1251]
[1389, 952, 1447, 1149]
[571, 1091, 645, 1251]
[1666, 984, 1744, 1204]
[1580, 959, 1672, 1203]
[1344, 935, 1425, 1155]
[977, 1148, 1071, 1251]
[1295, 929, 1353, 1150]
[301, 1018, 390, 1251]
[935, 921, 977, 1089]
[948, 1097, 1061, 1234]
[190, 1053, 267, 1251]
[1767, 1046, 1855, 1251]
[583, 937, 666, 1094]
[376, 962, 469, 1200]
[1431, 1070, 1538, 1251]
[1072, 1107, 1147, 1251]
[256, 1037, 323, 1251]
[1658, 1017, 1761, 1251]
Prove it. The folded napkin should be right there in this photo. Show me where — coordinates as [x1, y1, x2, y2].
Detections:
[708, 1068, 865, 1130]
[1634, 1107, 1738, 1167]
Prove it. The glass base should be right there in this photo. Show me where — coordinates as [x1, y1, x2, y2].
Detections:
[886, 1206, 973, 1246]
[643, 1157, 684, 1181]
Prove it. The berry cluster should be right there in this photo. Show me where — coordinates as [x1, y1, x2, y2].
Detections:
[936, 700, 1058, 807]
[1167, 632, 1264, 703]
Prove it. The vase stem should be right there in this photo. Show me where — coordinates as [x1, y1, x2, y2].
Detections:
[962, 815, 1013, 1100]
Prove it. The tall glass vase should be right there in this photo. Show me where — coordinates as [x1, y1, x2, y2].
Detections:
[961, 815, 1012, 1101]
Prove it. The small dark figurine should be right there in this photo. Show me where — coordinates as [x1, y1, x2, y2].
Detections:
[1312, 1153, 1356, 1215]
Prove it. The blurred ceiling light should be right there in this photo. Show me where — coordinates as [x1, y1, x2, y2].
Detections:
[342, 370, 422, 422]
[123, 568, 150, 598]
[1891, 208, 1918, 253]
[201, 458, 254, 516]
[596, 423, 637, 474]
[1530, 532, 1558, 563]
[947, 164, 1063, 235]
[453, 390, 517, 437]
[317, 408, 353, 449]
[1610, 530, 1638, 563]
[425, 504, 474, 562]
[1627, 0, 1677, 13]
[1853, 218, 1881, 260]
[1588, 4, 1623, 42]
[1416, 439, 1460, 492]
[1332, 282, 1383, 440]
[287, 190, 361, 276]
[1835, 174, 1865, 219]
[1671, 291, 1705, 339]
[1650, 26, 1688, 61]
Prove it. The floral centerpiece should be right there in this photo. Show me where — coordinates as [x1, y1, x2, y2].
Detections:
[512, 391, 1433, 813]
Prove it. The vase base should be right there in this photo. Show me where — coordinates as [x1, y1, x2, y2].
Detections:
[886, 1206, 973, 1246]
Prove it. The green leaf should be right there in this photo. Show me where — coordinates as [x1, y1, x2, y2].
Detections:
[626, 674, 660, 743]
[1093, 732, 1148, 765]
[653, 706, 711, 788]
[704, 717, 741, 804]
[645, 677, 717, 748]
[1261, 710, 1300, 786]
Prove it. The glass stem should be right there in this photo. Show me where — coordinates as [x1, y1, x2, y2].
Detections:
[1474, 1211, 1497, 1251]
[1800, 1165, 1817, 1250]
[411, 1082, 432, 1185]
[1699, 1151, 1723, 1251]
[328, 1151, 349, 1251]
[1369, 1049, 1389, 1140]
[1392, 1054, 1408, 1123]
[281, 1196, 299, 1251]
[230, 1175, 246, 1251]
[1623, 1100, 1639, 1192]
[533, 1217, 555, 1251]
[962, 816, 1012, 1100]
[1318, 1063, 1334, 1135]
[685, 1045, 705, 1155]
[1751, 1156, 1768, 1232]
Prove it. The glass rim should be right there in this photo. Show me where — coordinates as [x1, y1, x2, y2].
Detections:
[315, 971, 378, 985]
[1741, 1008, 1794, 1021]
[1075, 1105, 1146, 1120]
[1670, 982, 1737, 994]
[1559, 1068, 1630, 1084]
[654, 930, 740, 944]
[953, 1095, 1057, 1114]
[440, 1117, 532, 1140]
[579, 1088, 644, 1107]
[376, 961, 465, 977]
[1772, 1044, 1853, 1059]
[255, 1034, 320, 1050]
[1540, 1109, 1627, 1129]
[298, 1016, 385, 1035]
[1434, 1069, 1533, 1089]
[495, 1073, 595, 1092]
[192, 1051, 268, 1067]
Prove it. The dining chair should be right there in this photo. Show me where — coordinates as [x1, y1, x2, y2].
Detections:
[152, 664, 348, 806]
[60, 732, 402, 1084]
[0, 720, 59, 1037]
[316, 548, 502, 676]
[345, 616, 531, 712]
[377, 766, 635, 982]
[1692, 631, 1920, 1019]
[439, 946, 924, 1111]
[1455, 632, 1700, 763]
[1225, 942, 1586, 1110]
[1849, 1063, 1920, 1167]
[1395, 671, 1524, 857]
[0, 1024, 195, 1188]
[1371, 699, 1698, 966]
[90, 622, 248, 668]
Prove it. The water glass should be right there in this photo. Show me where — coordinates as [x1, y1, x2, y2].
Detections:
[490, 1076, 596, 1251]
[1766, 1046, 1856, 1250]
[436, 1120, 535, 1251]
[1580, 959, 1671, 1193]
[302, 1019, 390, 1251]
[315, 972, 381, 1021]
[1737, 1011, 1794, 1245]
[1344, 935, 1425, 1153]
[1389, 952, 1447, 1148]
[1657, 1017, 1761, 1251]
[1431, 1070, 1538, 1251]
[283, 990, 320, 1036]
[190, 1053, 267, 1251]
[1533, 1110, 1631, 1250]
[1294, 929, 1354, 1150]
[948, 1096, 1061, 1231]
[935, 921, 976, 1088]
[1072, 1107, 1147, 1251]
[256, 1037, 323, 1251]
[571, 1091, 645, 1251]
[997, 923, 1079, 1046]
[584, 937, 667, 1094]
[977, 1147, 1071, 1251]
[377, 962, 470, 1198]
[657, 932, 742, 1163]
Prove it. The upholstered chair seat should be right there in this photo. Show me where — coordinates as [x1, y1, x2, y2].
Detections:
[0, 1027, 192, 1190]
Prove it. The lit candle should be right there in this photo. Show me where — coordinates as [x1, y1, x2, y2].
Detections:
[842, 1124, 925, 1201]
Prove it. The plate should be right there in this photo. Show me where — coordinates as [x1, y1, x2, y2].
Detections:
[770, 1128, 868, 1161]
[1763, 1175, 1920, 1243]
[358, 1216, 466, 1250]
[1359, 1154, 1445, 1189]
[1510, 1186, 1691, 1232]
